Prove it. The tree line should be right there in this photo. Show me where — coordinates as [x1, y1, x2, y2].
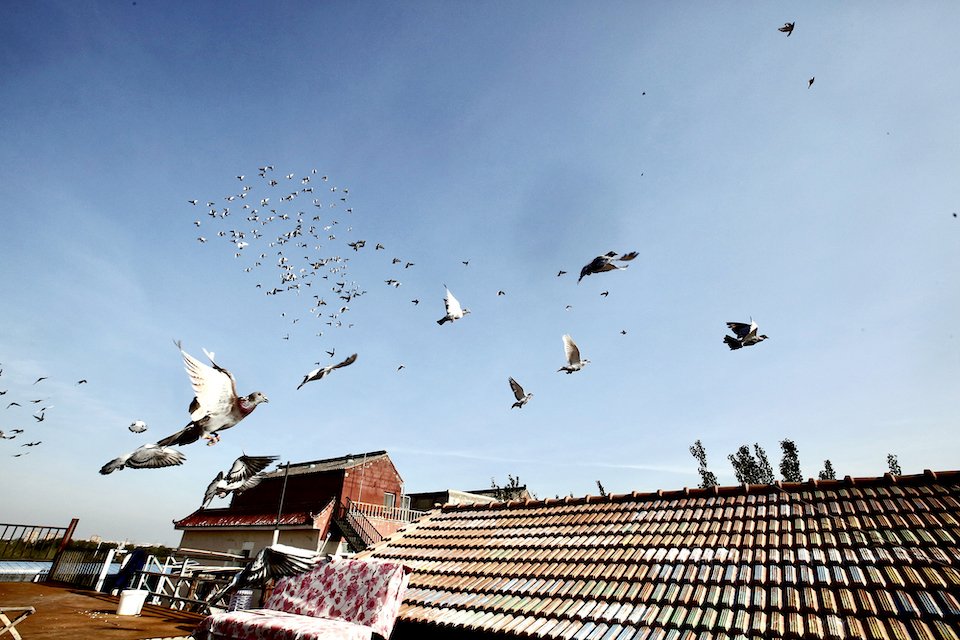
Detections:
[689, 439, 902, 487]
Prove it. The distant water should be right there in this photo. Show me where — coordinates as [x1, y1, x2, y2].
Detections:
[0, 560, 51, 581]
[0, 559, 121, 582]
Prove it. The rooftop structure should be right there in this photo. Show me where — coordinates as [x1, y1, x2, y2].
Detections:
[360, 470, 960, 640]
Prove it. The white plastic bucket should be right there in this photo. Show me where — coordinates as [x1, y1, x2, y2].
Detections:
[116, 589, 149, 615]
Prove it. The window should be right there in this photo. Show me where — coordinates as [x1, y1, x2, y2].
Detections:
[384, 492, 396, 510]
[401, 495, 411, 510]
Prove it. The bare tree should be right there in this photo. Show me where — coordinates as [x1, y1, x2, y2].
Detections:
[689, 439, 718, 488]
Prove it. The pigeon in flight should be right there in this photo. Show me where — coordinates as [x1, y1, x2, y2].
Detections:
[779, 22, 795, 36]
[559, 334, 590, 373]
[202, 454, 278, 507]
[808, 77, 815, 88]
[129, 420, 148, 433]
[207, 544, 321, 606]
[100, 443, 186, 475]
[157, 341, 268, 447]
[508, 377, 533, 409]
[578, 251, 638, 283]
[437, 286, 470, 325]
[297, 353, 358, 389]
[724, 319, 770, 350]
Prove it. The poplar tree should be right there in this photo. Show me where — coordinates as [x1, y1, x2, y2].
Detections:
[779, 439, 803, 482]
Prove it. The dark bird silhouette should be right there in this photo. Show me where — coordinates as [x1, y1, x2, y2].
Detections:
[779, 22, 795, 36]
[33, 377, 47, 385]
[157, 342, 268, 447]
[808, 77, 815, 88]
[297, 353, 357, 389]
[77, 379, 88, 384]
[6, 402, 20, 409]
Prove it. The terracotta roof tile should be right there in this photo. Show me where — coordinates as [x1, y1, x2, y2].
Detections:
[360, 470, 960, 639]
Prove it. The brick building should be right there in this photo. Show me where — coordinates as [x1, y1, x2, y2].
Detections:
[174, 450, 424, 558]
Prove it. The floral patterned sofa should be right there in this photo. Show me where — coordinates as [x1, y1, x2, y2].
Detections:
[195, 557, 410, 640]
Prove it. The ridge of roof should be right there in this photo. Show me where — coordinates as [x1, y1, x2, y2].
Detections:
[260, 450, 389, 477]
[440, 468, 960, 512]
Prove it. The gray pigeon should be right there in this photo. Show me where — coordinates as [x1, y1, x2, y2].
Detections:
[508, 377, 533, 409]
[202, 454, 278, 507]
[100, 444, 186, 475]
[724, 319, 769, 350]
[577, 251, 638, 283]
[778, 22, 795, 36]
[157, 341, 268, 447]
[297, 353, 358, 389]
[208, 544, 322, 605]
[129, 420, 148, 433]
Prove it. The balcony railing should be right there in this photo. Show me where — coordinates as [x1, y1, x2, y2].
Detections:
[347, 500, 427, 523]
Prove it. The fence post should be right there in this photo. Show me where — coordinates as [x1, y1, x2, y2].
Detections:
[47, 518, 79, 582]
[94, 547, 117, 592]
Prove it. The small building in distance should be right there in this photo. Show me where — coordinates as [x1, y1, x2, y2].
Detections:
[173, 450, 424, 558]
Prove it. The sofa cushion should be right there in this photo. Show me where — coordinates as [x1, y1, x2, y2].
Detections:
[264, 558, 409, 638]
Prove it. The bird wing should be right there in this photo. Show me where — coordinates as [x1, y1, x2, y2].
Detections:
[331, 353, 358, 370]
[178, 342, 237, 420]
[444, 289, 463, 317]
[563, 334, 581, 365]
[203, 472, 226, 507]
[508, 377, 525, 401]
[99, 452, 131, 475]
[617, 251, 639, 261]
[225, 454, 279, 483]
[127, 444, 186, 469]
[726, 322, 753, 339]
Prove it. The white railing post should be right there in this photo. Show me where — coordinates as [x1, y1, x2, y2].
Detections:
[94, 548, 116, 592]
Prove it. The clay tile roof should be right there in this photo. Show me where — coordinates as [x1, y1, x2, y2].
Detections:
[359, 470, 960, 639]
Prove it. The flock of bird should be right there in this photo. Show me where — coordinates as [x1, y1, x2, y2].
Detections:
[12, 21, 803, 512]
[0, 368, 79, 457]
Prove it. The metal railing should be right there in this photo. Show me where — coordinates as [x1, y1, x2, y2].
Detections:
[0, 520, 75, 561]
[131, 549, 247, 613]
[347, 500, 427, 523]
[337, 498, 383, 549]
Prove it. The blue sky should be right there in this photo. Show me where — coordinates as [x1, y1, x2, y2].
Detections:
[1, 2, 958, 546]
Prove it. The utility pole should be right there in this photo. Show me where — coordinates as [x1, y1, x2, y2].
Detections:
[272, 462, 291, 546]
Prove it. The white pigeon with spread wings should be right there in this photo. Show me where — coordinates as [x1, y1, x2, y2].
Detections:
[437, 286, 470, 325]
[297, 353, 358, 389]
[508, 377, 533, 409]
[128, 420, 148, 433]
[157, 341, 268, 447]
[202, 454, 278, 507]
[558, 334, 590, 373]
[100, 444, 186, 475]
